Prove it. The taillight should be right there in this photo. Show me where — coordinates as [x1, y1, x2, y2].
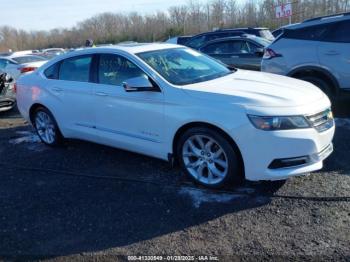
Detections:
[20, 67, 37, 74]
[263, 48, 281, 59]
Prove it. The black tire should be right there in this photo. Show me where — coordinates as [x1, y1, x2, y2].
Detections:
[298, 76, 334, 100]
[177, 127, 242, 189]
[33, 107, 63, 146]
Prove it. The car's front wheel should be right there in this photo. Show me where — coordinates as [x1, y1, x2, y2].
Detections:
[177, 127, 241, 188]
[33, 107, 63, 146]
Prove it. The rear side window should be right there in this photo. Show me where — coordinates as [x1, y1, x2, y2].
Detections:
[231, 41, 251, 53]
[202, 40, 253, 54]
[324, 21, 350, 43]
[59, 55, 92, 82]
[202, 41, 232, 54]
[186, 35, 206, 48]
[98, 54, 146, 86]
[44, 63, 60, 79]
[284, 24, 330, 41]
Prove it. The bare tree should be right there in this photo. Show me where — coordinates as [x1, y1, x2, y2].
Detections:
[1, 0, 349, 52]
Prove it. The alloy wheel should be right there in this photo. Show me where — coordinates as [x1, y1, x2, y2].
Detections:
[182, 135, 228, 185]
[35, 111, 56, 144]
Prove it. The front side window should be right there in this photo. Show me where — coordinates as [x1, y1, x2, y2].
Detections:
[201, 42, 232, 54]
[59, 55, 92, 82]
[138, 48, 232, 85]
[98, 54, 146, 86]
[324, 21, 350, 43]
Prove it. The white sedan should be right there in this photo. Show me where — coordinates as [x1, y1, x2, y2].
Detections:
[0, 54, 47, 80]
[16, 43, 335, 188]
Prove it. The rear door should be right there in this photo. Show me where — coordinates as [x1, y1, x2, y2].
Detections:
[318, 20, 350, 90]
[44, 55, 97, 139]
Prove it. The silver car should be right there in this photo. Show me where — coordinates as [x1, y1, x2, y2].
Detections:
[261, 12, 350, 99]
[0, 72, 16, 112]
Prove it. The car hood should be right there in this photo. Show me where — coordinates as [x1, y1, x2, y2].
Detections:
[182, 70, 326, 108]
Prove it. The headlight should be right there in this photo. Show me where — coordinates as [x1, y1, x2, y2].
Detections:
[248, 115, 311, 131]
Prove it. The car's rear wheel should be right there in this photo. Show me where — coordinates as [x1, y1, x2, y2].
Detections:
[177, 127, 241, 188]
[33, 107, 63, 146]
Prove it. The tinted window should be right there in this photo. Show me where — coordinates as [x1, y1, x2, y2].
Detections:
[284, 24, 330, 41]
[202, 40, 255, 54]
[186, 35, 206, 48]
[98, 54, 146, 86]
[246, 41, 260, 53]
[59, 55, 92, 82]
[324, 21, 350, 43]
[231, 41, 251, 53]
[201, 42, 232, 54]
[44, 63, 60, 79]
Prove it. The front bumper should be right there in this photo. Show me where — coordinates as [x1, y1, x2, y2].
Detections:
[231, 120, 335, 181]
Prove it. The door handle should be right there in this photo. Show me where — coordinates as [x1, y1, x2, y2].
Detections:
[324, 50, 339, 56]
[231, 56, 239, 58]
[95, 92, 107, 96]
[52, 87, 63, 92]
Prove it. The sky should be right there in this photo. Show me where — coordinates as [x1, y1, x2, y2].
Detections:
[0, 0, 190, 31]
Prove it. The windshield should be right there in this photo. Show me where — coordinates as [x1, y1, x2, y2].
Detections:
[137, 48, 232, 85]
[12, 55, 46, 64]
[259, 30, 275, 41]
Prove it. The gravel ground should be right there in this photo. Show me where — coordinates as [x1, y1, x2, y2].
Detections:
[0, 104, 349, 261]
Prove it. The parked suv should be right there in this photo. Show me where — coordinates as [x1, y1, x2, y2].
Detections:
[262, 13, 350, 99]
[185, 28, 274, 49]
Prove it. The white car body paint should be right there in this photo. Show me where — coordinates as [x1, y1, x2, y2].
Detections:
[16, 44, 335, 181]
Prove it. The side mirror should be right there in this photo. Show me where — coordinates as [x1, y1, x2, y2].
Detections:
[255, 48, 265, 57]
[122, 76, 158, 92]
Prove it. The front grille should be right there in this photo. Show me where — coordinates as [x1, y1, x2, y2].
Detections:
[306, 108, 334, 132]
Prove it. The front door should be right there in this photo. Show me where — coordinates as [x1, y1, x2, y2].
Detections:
[93, 53, 165, 158]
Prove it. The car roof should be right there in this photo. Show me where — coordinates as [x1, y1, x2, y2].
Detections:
[41, 43, 181, 66]
[199, 35, 268, 47]
[287, 12, 350, 30]
[76, 43, 181, 55]
[217, 27, 269, 31]
[189, 28, 269, 38]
